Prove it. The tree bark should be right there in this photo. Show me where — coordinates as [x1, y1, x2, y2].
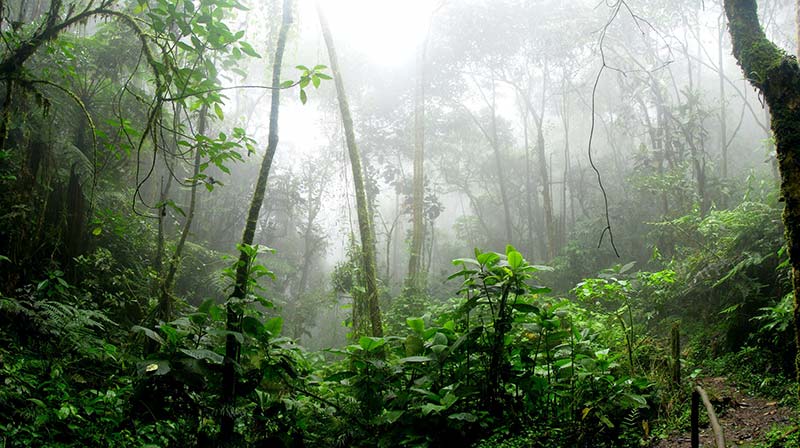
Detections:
[317, 2, 383, 338]
[724, 0, 800, 398]
[220, 0, 292, 441]
[156, 105, 207, 323]
[406, 41, 426, 294]
[719, 12, 729, 179]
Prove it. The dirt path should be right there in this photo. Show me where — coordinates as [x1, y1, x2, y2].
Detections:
[655, 377, 796, 448]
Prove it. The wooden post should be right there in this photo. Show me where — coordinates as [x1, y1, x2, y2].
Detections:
[691, 388, 699, 448]
[671, 322, 681, 386]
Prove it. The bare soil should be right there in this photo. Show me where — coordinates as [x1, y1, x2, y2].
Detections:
[654, 377, 797, 448]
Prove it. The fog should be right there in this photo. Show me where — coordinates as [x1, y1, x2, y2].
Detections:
[3, 0, 795, 346]
[155, 0, 791, 344]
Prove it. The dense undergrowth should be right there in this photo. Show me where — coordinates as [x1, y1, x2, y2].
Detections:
[1, 0, 799, 446]
[1, 181, 796, 447]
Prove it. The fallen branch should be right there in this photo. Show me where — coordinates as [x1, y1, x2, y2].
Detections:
[692, 385, 726, 448]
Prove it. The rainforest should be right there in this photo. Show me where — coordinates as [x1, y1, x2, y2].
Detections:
[1, 0, 800, 447]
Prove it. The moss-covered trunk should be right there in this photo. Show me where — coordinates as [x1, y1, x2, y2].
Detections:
[156, 105, 207, 323]
[317, 3, 383, 338]
[220, 0, 293, 442]
[724, 0, 800, 397]
[406, 42, 426, 294]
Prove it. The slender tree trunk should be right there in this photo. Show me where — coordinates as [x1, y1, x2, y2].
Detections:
[220, 1, 292, 442]
[534, 117, 555, 259]
[521, 99, 535, 257]
[538, 62, 555, 259]
[490, 79, 514, 245]
[512, 75, 554, 259]
[724, 0, 800, 398]
[317, 2, 383, 338]
[719, 12, 729, 179]
[156, 105, 207, 322]
[796, 0, 800, 58]
[560, 75, 570, 251]
[154, 175, 169, 275]
[406, 41, 426, 294]
[298, 175, 323, 295]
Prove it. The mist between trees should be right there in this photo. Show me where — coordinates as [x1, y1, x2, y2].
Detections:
[1, 0, 799, 447]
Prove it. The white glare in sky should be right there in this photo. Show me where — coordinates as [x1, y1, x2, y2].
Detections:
[318, 0, 435, 66]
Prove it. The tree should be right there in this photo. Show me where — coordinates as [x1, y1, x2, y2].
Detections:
[317, 2, 383, 338]
[724, 0, 800, 395]
[406, 41, 427, 294]
[156, 105, 208, 323]
[221, 0, 293, 441]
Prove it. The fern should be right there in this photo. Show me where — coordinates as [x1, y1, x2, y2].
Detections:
[0, 295, 116, 357]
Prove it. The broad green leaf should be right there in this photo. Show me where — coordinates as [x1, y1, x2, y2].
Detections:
[383, 410, 404, 423]
[214, 103, 224, 120]
[406, 317, 424, 333]
[476, 251, 500, 267]
[398, 356, 433, 363]
[132, 325, 164, 346]
[299, 89, 307, 104]
[358, 336, 385, 352]
[239, 41, 260, 57]
[264, 316, 283, 336]
[241, 316, 263, 337]
[448, 412, 477, 422]
[180, 348, 224, 364]
[511, 303, 539, 313]
[138, 360, 170, 376]
[507, 250, 523, 269]
[208, 329, 244, 343]
[451, 257, 479, 266]
[432, 332, 448, 346]
[619, 261, 636, 274]
[325, 370, 356, 382]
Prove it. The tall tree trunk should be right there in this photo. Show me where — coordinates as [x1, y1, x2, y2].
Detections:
[560, 75, 570, 251]
[796, 0, 800, 58]
[489, 78, 514, 245]
[719, 12, 729, 179]
[724, 0, 800, 398]
[156, 105, 207, 323]
[521, 98, 535, 257]
[220, 0, 292, 442]
[512, 74, 554, 259]
[297, 171, 324, 295]
[406, 41, 426, 294]
[153, 175, 171, 275]
[534, 115, 555, 259]
[317, 2, 383, 338]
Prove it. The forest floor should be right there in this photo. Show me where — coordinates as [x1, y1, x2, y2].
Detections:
[655, 377, 797, 447]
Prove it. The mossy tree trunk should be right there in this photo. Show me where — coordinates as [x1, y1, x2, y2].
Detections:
[317, 2, 383, 338]
[220, 0, 292, 442]
[155, 105, 207, 323]
[406, 41, 426, 295]
[724, 0, 800, 397]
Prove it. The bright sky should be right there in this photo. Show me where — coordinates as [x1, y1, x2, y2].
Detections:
[313, 0, 436, 66]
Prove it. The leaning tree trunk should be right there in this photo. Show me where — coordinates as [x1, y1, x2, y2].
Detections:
[724, 0, 800, 397]
[317, 2, 383, 338]
[156, 105, 207, 323]
[220, 0, 292, 442]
